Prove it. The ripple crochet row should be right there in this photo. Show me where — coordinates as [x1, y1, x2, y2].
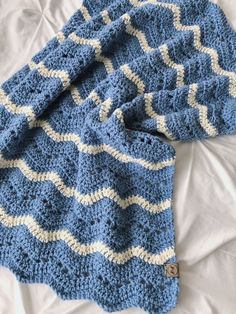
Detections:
[0, 0, 236, 313]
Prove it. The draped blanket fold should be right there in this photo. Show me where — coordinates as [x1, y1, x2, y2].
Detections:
[0, 0, 236, 313]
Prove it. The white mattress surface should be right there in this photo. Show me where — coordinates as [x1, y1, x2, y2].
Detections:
[0, 1, 236, 313]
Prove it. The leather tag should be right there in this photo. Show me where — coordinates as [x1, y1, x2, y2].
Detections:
[164, 263, 179, 278]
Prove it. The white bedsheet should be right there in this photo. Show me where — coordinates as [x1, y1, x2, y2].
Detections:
[0, 1, 236, 313]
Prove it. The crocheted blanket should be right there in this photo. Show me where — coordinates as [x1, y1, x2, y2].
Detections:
[0, 0, 235, 313]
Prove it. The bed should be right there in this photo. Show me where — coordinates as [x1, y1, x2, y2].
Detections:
[0, 1, 236, 313]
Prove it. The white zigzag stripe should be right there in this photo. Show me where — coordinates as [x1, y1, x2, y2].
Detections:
[121, 13, 185, 89]
[156, 46, 216, 135]
[144, 93, 174, 140]
[0, 94, 173, 171]
[69, 85, 83, 105]
[55, 8, 111, 47]
[121, 64, 145, 94]
[69, 32, 102, 57]
[188, 84, 218, 136]
[159, 44, 185, 88]
[54, 3, 91, 45]
[99, 98, 113, 121]
[0, 89, 36, 127]
[80, 4, 92, 21]
[0, 85, 102, 124]
[129, 0, 236, 97]
[70, 88, 102, 106]
[29, 35, 113, 90]
[101, 10, 112, 25]
[122, 13, 154, 53]
[0, 206, 175, 265]
[113, 108, 125, 124]
[55, 31, 66, 43]
[88, 90, 103, 105]
[28, 61, 70, 89]
[69, 32, 114, 74]
[32, 120, 175, 171]
[0, 153, 171, 214]
[96, 55, 115, 74]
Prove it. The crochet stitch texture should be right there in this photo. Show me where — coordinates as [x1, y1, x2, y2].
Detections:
[0, 0, 236, 313]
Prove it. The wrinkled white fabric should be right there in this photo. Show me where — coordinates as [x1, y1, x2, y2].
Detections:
[0, 1, 236, 313]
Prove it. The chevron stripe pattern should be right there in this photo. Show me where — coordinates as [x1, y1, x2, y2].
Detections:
[29, 61, 70, 89]
[0, 0, 236, 313]
[0, 153, 172, 212]
[120, 63, 146, 94]
[159, 44, 185, 88]
[0, 88, 36, 126]
[122, 13, 155, 53]
[187, 83, 218, 136]
[144, 93, 175, 140]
